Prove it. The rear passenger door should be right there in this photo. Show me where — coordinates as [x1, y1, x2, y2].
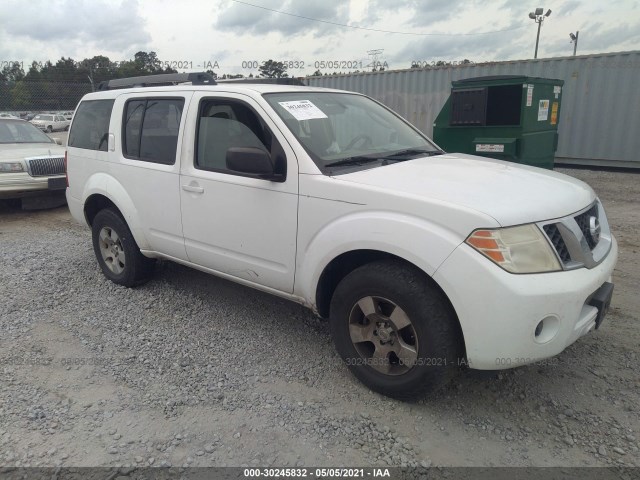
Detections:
[112, 93, 192, 260]
[179, 92, 298, 293]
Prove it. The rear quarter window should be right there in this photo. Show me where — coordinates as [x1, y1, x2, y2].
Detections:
[68, 99, 115, 151]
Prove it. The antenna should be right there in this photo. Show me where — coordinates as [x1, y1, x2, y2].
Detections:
[367, 49, 384, 71]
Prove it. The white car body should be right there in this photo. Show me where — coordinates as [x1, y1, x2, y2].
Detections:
[66, 82, 617, 373]
[30, 114, 70, 132]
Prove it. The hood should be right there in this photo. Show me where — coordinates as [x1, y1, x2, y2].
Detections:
[337, 153, 595, 226]
[0, 143, 65, 161]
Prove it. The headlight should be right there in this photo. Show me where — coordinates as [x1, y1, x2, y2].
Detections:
[465, 224, 561, 273]
[0, 162, 24, 173]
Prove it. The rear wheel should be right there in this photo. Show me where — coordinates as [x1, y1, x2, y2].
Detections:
[330, 260, 462, 399]
[91, 209, 155, 287]
[46, 125, 53, 133]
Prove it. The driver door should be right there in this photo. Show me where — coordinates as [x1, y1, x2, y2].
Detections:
[179, 93, 299, 293]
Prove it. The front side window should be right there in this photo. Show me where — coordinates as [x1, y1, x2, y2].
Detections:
[263, 92, 440, 174]
[68, 100, 114, 151]
[122, 98, 184, 165]
[195, 99, 286, 177]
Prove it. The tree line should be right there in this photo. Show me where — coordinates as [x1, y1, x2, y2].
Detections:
[0, 51, 180, 110]
[0, 53, 300, 110]
[1, 52, 473, 111]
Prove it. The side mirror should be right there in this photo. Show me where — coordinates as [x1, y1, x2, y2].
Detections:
[226, 147, 283, 181]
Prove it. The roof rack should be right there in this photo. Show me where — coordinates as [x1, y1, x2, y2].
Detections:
[97, 72, 216, 91]
[216, 77, 306, 86]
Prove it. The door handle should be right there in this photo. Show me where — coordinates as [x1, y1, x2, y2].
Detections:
[182, 184, 204, 194]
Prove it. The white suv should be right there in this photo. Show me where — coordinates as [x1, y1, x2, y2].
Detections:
[65, 73, 617, 398]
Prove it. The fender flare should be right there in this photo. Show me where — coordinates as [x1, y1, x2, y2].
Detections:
[295, 210, 465, 303]
[81, 172, 150, 250]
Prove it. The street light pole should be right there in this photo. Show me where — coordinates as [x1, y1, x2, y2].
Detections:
[570, 31, 579, 56]
[529, 8, 552, 59]
[534, 20, 542, 59]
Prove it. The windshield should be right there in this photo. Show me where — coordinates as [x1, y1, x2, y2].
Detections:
[263, 92, 440, 172]
[0, 120, 54, 144]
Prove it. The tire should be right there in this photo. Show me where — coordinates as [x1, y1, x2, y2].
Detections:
[46, 125, 53, 133]
[91, 209, 155, 287]
[329, 260, 463, 400]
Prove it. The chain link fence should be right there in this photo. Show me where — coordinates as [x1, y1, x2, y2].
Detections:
[0, 81, 92, 115]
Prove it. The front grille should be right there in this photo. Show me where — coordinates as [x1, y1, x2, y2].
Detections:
[27, 157, 65, 177]
[575, 204, 599, 249]
[543, 224, 571, 263]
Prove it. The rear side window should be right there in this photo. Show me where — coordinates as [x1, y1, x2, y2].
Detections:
[68, 100, 114, 151]
[123, 98, 184, 165]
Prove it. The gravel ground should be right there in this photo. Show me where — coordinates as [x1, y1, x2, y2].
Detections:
[0, 167, 638, 469]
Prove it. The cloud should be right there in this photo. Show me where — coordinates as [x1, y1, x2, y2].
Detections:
[0, 0, 151, 56]
[394, 33, 508, 64]
[214, 0, 350, 37]
[543, 20, 640, 57]
[363, 0, 486, 28]
[575, 21, 640, 51]
[1, 0, 639, 76]
[392, 15, 532, 65]
[555, 0, 582, 17]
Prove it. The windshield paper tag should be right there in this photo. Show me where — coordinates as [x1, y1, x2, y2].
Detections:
[278, 100, 328, 120]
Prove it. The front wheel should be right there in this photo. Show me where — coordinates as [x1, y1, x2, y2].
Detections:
[46, 125, 53, 133]
[330, 260, 463, 399]
[91, 209, 155, 287]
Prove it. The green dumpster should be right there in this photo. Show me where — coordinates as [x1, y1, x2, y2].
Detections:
[432, 75, 563, 169]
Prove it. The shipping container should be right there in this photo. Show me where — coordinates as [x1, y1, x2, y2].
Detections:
[307, 51, 640, 169]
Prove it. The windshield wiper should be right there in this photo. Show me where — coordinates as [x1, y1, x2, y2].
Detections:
[325, 149, 444, 169]
[325, 156, 382, 168]
[379, 148, 444, 159]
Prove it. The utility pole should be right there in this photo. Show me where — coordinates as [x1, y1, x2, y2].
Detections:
[367, 49, 384, 71]
[87, 64, 95, 92]
[570, 31, 579, 56]
[528, 8, 552, 59]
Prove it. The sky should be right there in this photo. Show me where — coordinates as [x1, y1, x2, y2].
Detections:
[0, 0, 639, 76]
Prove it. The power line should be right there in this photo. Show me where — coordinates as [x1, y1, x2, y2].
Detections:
[228, 0, 527, 36]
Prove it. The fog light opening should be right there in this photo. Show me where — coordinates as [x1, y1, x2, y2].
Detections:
[534, 315, 560, 344]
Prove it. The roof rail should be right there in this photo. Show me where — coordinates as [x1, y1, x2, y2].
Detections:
[216, 77, 306, 86]
[97, 72, 216, 91]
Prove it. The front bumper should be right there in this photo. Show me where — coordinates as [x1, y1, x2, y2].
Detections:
[0, 173, 66, 199]
[433, 236, 618, 370]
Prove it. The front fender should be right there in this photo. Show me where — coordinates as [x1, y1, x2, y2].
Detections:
[82, 172, 150, 250]
[295, 209, 467, 303]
